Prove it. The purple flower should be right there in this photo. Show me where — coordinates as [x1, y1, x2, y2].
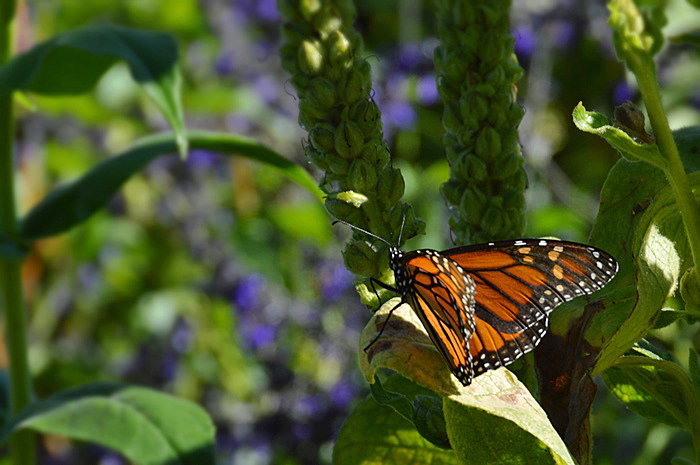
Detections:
[171, 319, 192, 353]
[214, 50, 235, 76]
[383, 101, 416, 129]
[513, 25, 536, 61]
[254, 75, 279, 105]
[329, 380, 356, 408]
[244, 323, 277, 350]
[553, 21, 577, 49]
[398, 43, 422, 71]
[187, 149, 221, 169]
[321, 264, 352, 301]
[613, 81, 635, 105]
[256, 0, 280, 22]
[233, 274, 264, 312]
[417, 75, 439, 105]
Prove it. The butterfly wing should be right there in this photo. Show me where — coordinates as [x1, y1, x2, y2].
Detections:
[442, 239, 618, 377]
[402, 251, 477, 385]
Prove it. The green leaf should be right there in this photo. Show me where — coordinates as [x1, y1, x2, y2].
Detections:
[690, 349, 700, 399]
[19, 130, 324, 240]
[333, 375, 458, 465]
[572, 102, 665, 169]
[0, 24, 187, 156]
[603, 356, 700, 430]
[608, 0, 667, 62]
[0, 382, 215, 465]
[359, 300, 575, 464]
[560, 121, 700, 374]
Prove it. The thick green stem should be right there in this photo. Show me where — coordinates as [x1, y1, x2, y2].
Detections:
[0, 2, 36, 464]
[633, 54, 700, 278]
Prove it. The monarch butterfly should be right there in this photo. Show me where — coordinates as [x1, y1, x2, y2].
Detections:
[336, 220, 619, 386]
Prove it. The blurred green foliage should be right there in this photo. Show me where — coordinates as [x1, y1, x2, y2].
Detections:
[5, 0, 700, 464]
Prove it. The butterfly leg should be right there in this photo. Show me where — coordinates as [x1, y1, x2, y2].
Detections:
[364, 277, 402, 352]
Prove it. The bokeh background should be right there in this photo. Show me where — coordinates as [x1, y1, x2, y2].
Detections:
[6, 0, 700, 464]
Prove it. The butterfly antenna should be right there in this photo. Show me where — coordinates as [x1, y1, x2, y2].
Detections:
[332, 219, 393, 247]
[397, 209, 406, 246]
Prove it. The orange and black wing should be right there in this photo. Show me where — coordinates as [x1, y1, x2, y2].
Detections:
[443, 239, 618, 377]
[402, 250, 477, 385]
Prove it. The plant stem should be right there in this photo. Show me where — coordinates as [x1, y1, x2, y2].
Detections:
[633, 54, 700, 277]
[0, 2, 36, 464]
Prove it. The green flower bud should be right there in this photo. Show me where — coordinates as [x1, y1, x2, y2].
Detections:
[475, 127, 501, 159]
[305, 145, 329, 171]
[298, 99, 327, 129]
[326, 154, 350, 175]
[308, 77, 336, 110]
[441, 180, 462, 206]
[342, 67, 369, 105]
[349, 159, 377, 193]
[681, 267, 700, 314]
[481, 205, 504, 237]
[300, 0, 321, 19]
[378, 168, 405, 209]
[325, 196, 358, 220]
[348, 99, 380, 137]
[309, 123, 336, 153]
[343, 240, 379, 277]
[466, 156, 488, 181]
[334, 120, 364, 158]
[460, 187, 486, 223]
[299, 40, 324, 75]
[328, 30, 352, 64]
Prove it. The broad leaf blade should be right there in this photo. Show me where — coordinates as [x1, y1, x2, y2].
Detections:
[603, 356, 699, 429]
[333, 376, 458, 465]
[0, 382, 215, 465]
[359, 300, 575, 464]
[0, 24, 187, 155]
[19, 130, 324, 240]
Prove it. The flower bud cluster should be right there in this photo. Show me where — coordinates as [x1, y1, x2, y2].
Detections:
[434, 0, 527, 243]
[278, 0, 423, 292]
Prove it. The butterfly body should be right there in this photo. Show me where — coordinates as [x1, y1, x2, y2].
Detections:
[381, 238, 618, 386]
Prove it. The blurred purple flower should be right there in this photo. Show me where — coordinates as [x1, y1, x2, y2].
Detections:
[321, 264, 352, 301]
[233, 274, 265, 312]
[417, 74, 439, 105]
[99, 454, 125, 465]
[383, 101, 416, 129]
[244, 323, 277, 350]
[254, 75, 279, 105]
[295, 395, 323, 418]
[613, 81, 635, 104]
[77, 263, 101, 291]
[398, 43, 422, 71]
[513, 25, 536, 61]
[171, 319, 193, 353]
[293, 422, 312, 441]
[256, 0, 280, 21]
[329, 380, 356, 408]
[161, 353, 179, 382]
[553, 21, 577, 49]
[187, 149, 221, 169]
[214, 50, 235, 76]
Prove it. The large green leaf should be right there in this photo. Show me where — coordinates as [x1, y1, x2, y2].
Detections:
[0, 382, 215, 465]
[0, 24, 187, 155]
[333, 375, 458, 465]
[603, 355, 700, 455]
[359, 299, 575, 465]
[17, 130, 324, 242]
[568, 110, 700, 374]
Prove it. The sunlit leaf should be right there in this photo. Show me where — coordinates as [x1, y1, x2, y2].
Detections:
[0, 24, 187, 155]
[0, 383, 215, 465]
[19, 130, 324, 240]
